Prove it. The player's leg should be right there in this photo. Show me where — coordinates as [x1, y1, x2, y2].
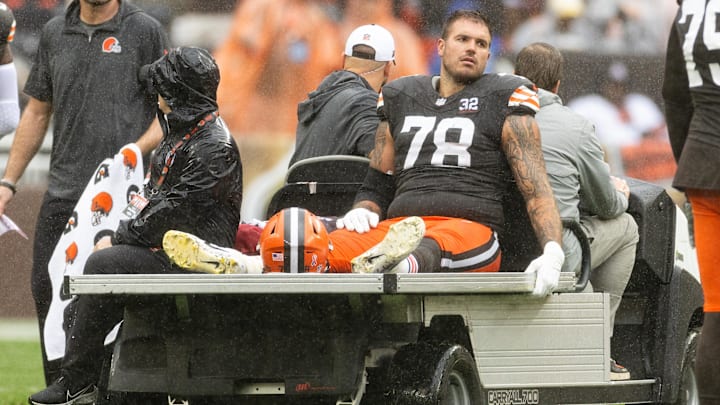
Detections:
[350, 216, 425, 273]
[408, 216, 500, 273]
[325, 217, 412, 273]
[163, 216, 387, 274]
[687, 189, 720, 403]
[163, 230, 263, 274]
[372, 217, 501, 273]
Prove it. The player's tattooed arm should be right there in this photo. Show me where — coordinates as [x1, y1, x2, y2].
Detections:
[354, 120, 396, 216]
[501, 114, 562, 247]
[369, 120, 395, 174]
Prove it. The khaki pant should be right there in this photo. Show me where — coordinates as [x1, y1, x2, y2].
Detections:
[562, 213, 639, 336]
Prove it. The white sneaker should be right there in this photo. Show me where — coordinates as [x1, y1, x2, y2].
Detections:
[351, 217, 425, 274]
[610, 358, 631, 381]
[163, 230, 262, 274]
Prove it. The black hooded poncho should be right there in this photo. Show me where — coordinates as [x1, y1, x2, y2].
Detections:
[113, 47, 243, 248]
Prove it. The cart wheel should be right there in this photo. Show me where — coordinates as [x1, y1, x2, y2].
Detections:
[387, 342, 482, 405]
[672, 328, 700, 405]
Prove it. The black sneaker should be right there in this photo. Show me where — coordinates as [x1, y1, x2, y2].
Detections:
[29, 376, 97, 405]
[610, 358, 631, 381]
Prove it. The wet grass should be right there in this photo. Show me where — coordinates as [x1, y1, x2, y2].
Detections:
[0, 339, 44, 405]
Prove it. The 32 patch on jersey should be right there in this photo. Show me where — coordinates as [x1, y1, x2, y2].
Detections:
[459, 97, 479, 112]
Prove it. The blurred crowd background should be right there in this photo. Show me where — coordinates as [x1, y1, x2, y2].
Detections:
[0, 0, 681, 316]
[4, 0, 679, 187]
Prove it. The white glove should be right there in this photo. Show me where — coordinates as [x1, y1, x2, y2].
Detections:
[524, 241, 564, 297]
[336, 208, 379, 234]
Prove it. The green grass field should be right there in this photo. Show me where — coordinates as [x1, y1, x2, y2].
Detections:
[0, 319, 45, 405]
[0, 339, 45, 405]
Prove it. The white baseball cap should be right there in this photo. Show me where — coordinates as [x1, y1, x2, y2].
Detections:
[344, 24, 395, 63]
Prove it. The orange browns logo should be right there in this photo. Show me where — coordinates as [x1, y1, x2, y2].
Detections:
[121, 148, 138, 170]
[121, 147, 138, 179]
[65, 242, 78, 265]
[90, 191, 113, 226]
[101, 36, 122, 54]
[259, 207, 331, 274]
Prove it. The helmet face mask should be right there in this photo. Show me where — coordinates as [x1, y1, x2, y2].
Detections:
[260, 208, 331, 273]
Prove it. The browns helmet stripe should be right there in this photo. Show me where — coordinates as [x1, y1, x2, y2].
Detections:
[261, 207, 330, 273]
[283, 207, 306, 273]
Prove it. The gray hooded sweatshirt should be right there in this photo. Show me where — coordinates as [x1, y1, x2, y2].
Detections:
[535, 88, 629, 271]
[290, 70, 379, 167]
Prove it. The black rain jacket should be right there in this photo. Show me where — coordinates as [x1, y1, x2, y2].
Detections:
[114, 47, 243, 248]
[289, 70, 379, 166]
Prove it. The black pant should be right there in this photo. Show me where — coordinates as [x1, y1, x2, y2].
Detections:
[697, 312, 720, 404]
[32, 195, 77, 385]
[60, 244, 183, 384]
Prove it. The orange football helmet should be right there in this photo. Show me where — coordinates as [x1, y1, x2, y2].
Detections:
[260, 207, 331, 273]
[90, 191, 114, 226]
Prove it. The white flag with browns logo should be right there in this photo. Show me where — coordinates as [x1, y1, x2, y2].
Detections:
[44, 143, 144, 361]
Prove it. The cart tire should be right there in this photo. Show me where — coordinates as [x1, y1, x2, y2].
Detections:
[672, 328, 700, 405]
[387, 342, 482, 405]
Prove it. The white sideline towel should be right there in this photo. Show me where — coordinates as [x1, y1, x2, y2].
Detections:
[44, 143, 144, 361]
